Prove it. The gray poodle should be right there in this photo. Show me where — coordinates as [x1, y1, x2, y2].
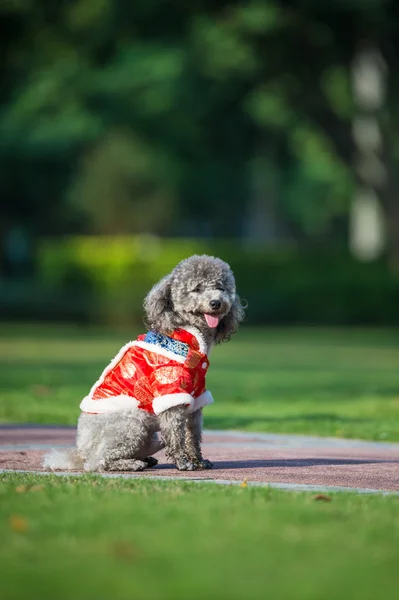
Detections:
[44, 255, 244, 472]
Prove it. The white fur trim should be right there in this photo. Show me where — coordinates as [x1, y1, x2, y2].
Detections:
[152, 393, 194, 415]
[133, 341, 186, 364]
[192, 390, 214, 412]
[182, 326, 211, 355]
[80, 394, 140, 414]
[87, 341, 137, 398]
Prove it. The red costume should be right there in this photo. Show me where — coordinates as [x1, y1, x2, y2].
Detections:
[79, 328, 214, 415]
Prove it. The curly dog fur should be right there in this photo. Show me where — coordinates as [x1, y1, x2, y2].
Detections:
[44, 255, 244, 472]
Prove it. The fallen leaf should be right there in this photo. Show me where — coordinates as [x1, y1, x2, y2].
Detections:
[15, 485, 27, 493]
[112, 541, 139, 563]
[30, 385, 52, 396]
[240, 479, 248, 488]
[313, 494, 332, 502]
[9, 515, 29, 532]
[30, 485, 44, 492]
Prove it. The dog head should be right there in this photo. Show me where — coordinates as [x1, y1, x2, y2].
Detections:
[144, 255, 245, 344]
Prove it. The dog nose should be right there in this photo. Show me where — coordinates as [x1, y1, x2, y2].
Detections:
[209, 299, 221, 310]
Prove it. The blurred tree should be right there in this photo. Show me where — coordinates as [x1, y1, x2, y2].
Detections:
[243, 0, 398, 260]
[68, 130, 177, 234]
[1, 0, 399, 263]
[190, 0, 399, 260]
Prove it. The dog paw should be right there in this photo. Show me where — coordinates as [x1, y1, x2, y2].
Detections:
[196, 458, 213, 470]
[176, 458, 197, 471]
[131, 459, 148, 471]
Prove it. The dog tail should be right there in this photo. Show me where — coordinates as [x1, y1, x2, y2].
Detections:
[43, 448, 83, 471]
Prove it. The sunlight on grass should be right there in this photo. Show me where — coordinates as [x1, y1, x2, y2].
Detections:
[1, 324, 399, 440]
[1, 473, 399, 600]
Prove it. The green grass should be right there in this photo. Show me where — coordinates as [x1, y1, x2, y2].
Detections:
[1, 472, 399, 600]
[1, 323, 399, 441]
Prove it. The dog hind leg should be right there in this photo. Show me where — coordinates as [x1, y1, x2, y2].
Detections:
[78, 410, 160, 472]
[104, 457, 148, 471]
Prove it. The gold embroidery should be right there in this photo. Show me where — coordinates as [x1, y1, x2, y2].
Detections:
[119, 357, 137, 379]
[134, 378, 153, 404]
[143, 351, 170, 367]
[154, 366, 185, 384]
[185, 350, 202, 369]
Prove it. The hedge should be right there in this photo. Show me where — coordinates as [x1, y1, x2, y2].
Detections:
[2, 235, 399, 325]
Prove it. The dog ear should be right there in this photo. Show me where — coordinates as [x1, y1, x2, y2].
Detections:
[143, 275, 175, 334]
[214, 294, 245, 344]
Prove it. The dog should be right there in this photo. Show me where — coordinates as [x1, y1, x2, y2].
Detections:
[44, 254, 244, 472]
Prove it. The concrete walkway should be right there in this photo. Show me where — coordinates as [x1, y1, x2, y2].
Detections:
[1, 425, 399, 494]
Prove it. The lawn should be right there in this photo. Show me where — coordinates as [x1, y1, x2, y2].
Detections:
[1, 323, 399, 441]
[1, 472, 399, 600]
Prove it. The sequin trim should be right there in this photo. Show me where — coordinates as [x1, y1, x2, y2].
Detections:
[144, 330, 189, 358]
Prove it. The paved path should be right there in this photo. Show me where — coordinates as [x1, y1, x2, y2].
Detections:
[1, 425, 399, 494]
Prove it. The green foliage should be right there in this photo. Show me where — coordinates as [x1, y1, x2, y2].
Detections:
[321, 66, 354, 119]
[286, 130, 354, 234]
[234, 2, 283, 34]
[245, 87, 293, 128]
[68, 132, 177, 234]
[65, 0, 111, 30]
[30, 236, 399, 326]
[91, 45, 185, 115]
[1, 0, 399, 257]
[192, 16, 260, 79]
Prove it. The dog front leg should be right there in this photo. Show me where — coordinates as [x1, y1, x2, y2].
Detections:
[185, 409, 213, 469]
[159, 405, 197, 471]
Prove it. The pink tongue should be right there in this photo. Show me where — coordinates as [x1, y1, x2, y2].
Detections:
[204, 314, 220, 328]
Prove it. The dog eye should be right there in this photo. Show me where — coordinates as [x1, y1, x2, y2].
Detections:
[192, 285, 202, 293]
[216, 286, 225, 292]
